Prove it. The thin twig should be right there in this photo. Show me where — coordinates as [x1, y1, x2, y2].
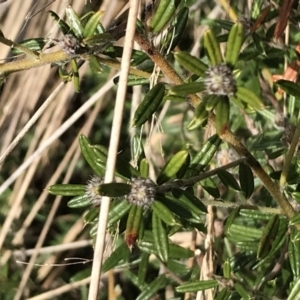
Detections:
[87, 1, 140, 299]
[214, 116, 296, 220]
[157, 158, 246, 193]
[199, 199, 282, 214]
[134, 31, 201, 107]
[162, 263, 184, 284]
[279, 118, 300, 188]
[96, 55, 152, 79]
[0, 37, 153, 80]
[0, 48, 69, 74]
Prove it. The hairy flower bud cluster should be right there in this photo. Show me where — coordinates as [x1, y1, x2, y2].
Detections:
[204, 63, 236, 96]
[59, 34, 81, 55]
[85, 175, 104, 206]
[126, 177, 156, 209]
[274, 113, 298, 150]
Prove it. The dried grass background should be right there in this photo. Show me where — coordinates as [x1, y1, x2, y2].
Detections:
[0, 1, 129, 299]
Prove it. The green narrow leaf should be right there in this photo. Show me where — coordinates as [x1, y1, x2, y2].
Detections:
[251, 0, 264, 19]
[156, 150, 189, 184]
[130, 52, 149, 67]
[239, 209, 273, 220]
[166, 260, 190, 278]
[114, 75, 150, 86]
[107, 200, 132, 228]
[215, 288, 231, 300]
[230, 251, 256, 272]
[83, 32, 112, 48]
[138, 239, 193, 258]
[49, 10, 71, 35]
[203, 29, 223, 66]
[79, 135, 106, 176]
[151, 0, 181, 33]
[67, 194, 91, 208]
[152, 212, 169, 262]
[170, 82, 206, 96]
[48, 184, 85, 196]
[65, 5, 84, 39]
[205, 94, 222, 111]
[239, 163, 254, 198]
[215, 97, 230, 136]
[11, 38, 47, 55]
[217, 169, 241, 191]
[289, 237, 299, 278]
[234, 283, 251, 299]
[236, 240, 258, 252]
[84, 207, 99, 223]
[176, 280, 218, 293]
[166, 7, 189, 51]
[229, 224, 262, 240]
[225, 207, 240, 235]
[111, 47, 148, 66]
[239, 41, 262, 61]
[138, 214, 145, 241]
[176, 151, 190, 178]
[101, 242, 130, 274]
[200, 177, 220, 198]
[136, 275, 167, 300]
[84, 140, 108, 159]
[83, 10, 104, 38]
[235, 86, 264, 111]
[133, 83, 165, 127]
[252, 218, 288, 268]
[131, 135, 145, 165]
[290, 212, 300, 226]
[288, 277, 300, 300]
[187, 100, 209, 130]
[229, 93, 248, 111]
[223, 260, 231, 279]
[125, 271, 147, 290]
[58, 66, 71, 81]
[172, 188, 207, 214]
[225, 22, 244, 66]
[151, 201, 178, 226]
[98, 183, 131, 198]
[257, 215, 280, 259]
[174, 51, 208, 77]
[276, 80, 300, 98]
[157, 194, 203, 223]
[126, 205, 143, 247]
[137, 253, 150, 286]
[89, 222, 98, 237]
[164, 93, 186, 102]
[139, 158, 149, 178]
[115, 156, 140, 179]
[89, 54, 104, 73]
[71, 59, 80, 93]
[189, 134, 222, 172]
[80, 140, 137, 179]
[289, 230, 300, 278]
